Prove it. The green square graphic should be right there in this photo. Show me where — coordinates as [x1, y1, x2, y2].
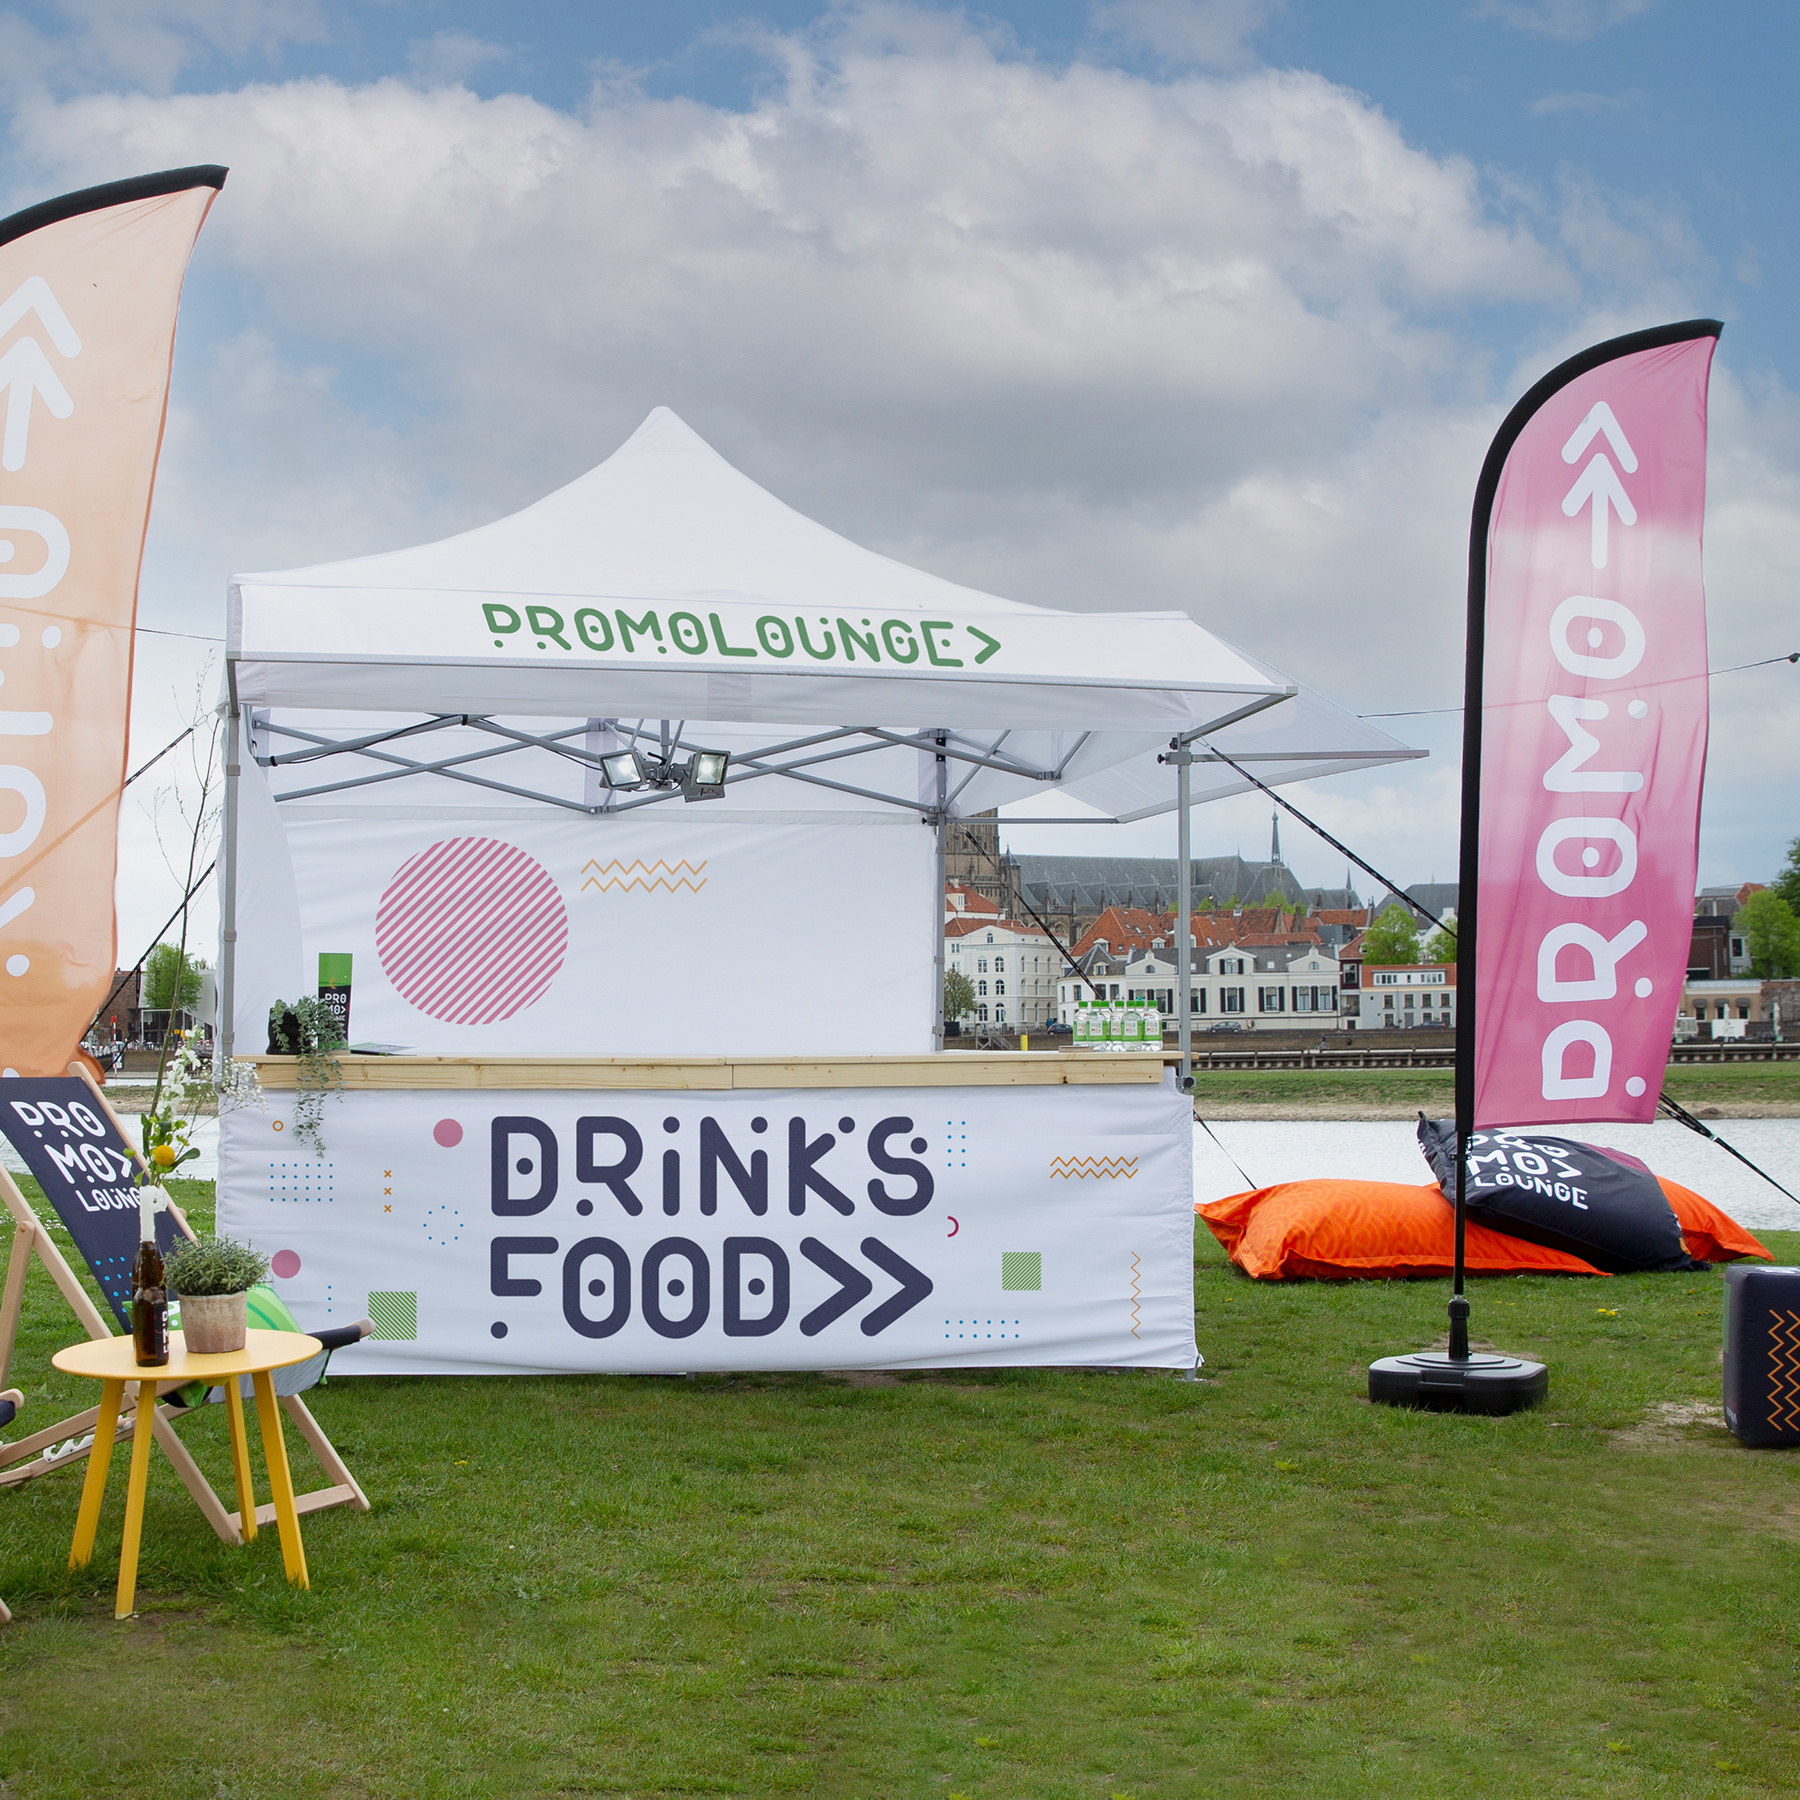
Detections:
[1001, 1252, 1042, 1292]
[368, 1291, 417, 1340]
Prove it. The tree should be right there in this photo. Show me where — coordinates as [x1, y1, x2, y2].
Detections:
[1422, 912, 1458, 965]
[1773, 835, 1800, 915]
[1361, 902, 1421, 966]
[143, 941, 205, 1015]
[944, 968, 977, 1021]
[1735, 889, 1800, 979]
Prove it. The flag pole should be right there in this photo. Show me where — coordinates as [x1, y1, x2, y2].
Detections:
[1447, 347, 1495, 1366]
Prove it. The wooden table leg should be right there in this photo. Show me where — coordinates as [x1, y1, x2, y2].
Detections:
[115, 1378, 157, 1619]
[68, 1378, 123, 1570]
[251, 1370, 308, 1590]
[223, 1377, 257, 1544]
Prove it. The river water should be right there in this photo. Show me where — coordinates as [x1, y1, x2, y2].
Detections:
[1193, 1117, 1800, 1233]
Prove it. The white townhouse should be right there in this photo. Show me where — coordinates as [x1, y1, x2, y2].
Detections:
[946, 915, 1059, 1031]
[1356, 962, 1457, 1030]
[1057, 944, 1344, 1029]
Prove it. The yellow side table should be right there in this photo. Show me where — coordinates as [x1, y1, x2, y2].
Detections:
[53, 1328, 323, 1619]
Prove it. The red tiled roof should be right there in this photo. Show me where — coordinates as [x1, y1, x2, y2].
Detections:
[946, 916, 1050, 942]
[944, 882, 1003, 915]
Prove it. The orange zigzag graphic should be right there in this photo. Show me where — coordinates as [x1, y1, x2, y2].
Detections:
[1129, 1251, 1142, 1340]
[1769, 1309, 1800, 1433]
[1049, 1155, 1138, 1179]
[580, 858, 708, 893]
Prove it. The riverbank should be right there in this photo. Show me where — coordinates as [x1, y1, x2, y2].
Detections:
[1189, 1063, 1800, 1119]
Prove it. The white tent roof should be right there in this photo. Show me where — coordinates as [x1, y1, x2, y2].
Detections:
[229, 408, 1418, 816]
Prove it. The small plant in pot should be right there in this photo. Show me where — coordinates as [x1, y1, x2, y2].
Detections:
[164, 1236, 270, 1355]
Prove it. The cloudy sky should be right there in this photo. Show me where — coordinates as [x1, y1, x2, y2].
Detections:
[2, 0, 1794, 955]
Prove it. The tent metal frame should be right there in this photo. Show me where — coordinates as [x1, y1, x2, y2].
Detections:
[250, 712, 1101, 819]
[214, 676, 1320, 1068]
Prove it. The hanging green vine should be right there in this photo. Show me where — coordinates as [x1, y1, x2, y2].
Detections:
[268, 995, 345, 1156]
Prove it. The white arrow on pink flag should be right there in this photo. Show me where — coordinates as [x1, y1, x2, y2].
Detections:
[1559, 437, 1638, 571]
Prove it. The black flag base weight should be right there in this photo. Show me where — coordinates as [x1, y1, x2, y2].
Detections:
[1368, 1298, 1548, 1415]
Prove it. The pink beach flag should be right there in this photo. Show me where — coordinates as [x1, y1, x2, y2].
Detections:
[1462, 322, 1719, 1129]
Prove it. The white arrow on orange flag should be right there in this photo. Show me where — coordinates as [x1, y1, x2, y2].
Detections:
[0, 337, 73, 472]
[0, 276, 81, 472]
[1561, 452, 1636, 570]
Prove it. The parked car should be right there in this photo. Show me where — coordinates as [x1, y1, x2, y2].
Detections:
[1204, 1021, 1247, 1033]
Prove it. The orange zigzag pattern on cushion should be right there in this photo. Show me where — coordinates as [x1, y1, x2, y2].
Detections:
[580, 858, 709, 893]
[1768, 1309, 1800, 1432]
[1049, 1156, 1138, 1179]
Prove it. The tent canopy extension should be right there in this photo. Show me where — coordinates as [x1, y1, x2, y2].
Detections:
[226, 408, 1419, 822]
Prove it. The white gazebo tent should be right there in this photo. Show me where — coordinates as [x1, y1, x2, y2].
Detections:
[221, 409, 1418, 1065]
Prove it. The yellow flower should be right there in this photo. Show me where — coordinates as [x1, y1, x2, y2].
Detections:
[152, 1143, 177, 1168]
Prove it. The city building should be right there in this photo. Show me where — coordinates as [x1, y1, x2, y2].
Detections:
[1357, 961, 1456, 1030]
[945, 905, 1058, 1031]
[1676, 978, 1765, 1036]
[1694, 882, 1766, 920]
[1056, 942, 1344, 1028]
[1015, 851, 1313, 945]
[1372, 883, 1460, 930]
[943, 811, 1020, 918]
[1689, 883, 1763, 979]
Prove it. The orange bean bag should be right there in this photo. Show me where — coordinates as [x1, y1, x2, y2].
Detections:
[1658, 1177, 1770, 1265]
[1199, 1177, 1768, 1281]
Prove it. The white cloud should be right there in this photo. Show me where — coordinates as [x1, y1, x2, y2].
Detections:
[1527, 88, 1645, 117]
[1471, 0, 1655, 42]
[1090, 0, 1283, 68]
[0, 0, 326, 98]
[406, 29, 510, 90]
[0, 3, 1790, 944]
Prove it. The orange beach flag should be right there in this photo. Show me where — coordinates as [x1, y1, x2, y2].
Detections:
[0, 167, 224, 1075]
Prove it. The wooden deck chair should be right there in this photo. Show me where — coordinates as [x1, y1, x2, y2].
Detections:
[0, 1064, 371, 1543]
[0, 1387, 18, 1621]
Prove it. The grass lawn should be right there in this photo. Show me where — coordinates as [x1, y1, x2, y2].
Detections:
[3, 1178, 1798, 1799]
[1189, 1061, 1800, 1113]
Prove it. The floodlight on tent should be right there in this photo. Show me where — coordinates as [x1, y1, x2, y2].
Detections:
[680, 748, 730, 802]
[599, 748, 649, 789]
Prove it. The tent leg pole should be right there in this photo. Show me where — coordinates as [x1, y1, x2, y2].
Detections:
[1176, 748, 1192, 1090]
[217, 680, 242, 1078]
[931, 734, 947, 1053]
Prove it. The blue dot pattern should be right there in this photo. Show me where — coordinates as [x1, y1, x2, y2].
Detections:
[946, 1319, 1023, 1340]
[422, 1206, 464, 1246]
[944, 1119, 966, 1170]
[268, 1162, 335, 1203]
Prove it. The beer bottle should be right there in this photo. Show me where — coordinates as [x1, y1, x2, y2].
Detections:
[132, 1187, 169, 1367]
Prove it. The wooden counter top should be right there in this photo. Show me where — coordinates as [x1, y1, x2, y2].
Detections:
[247, 1052, 1174, 1091]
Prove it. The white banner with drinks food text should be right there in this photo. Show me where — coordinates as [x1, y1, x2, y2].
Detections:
[217, 1081, 1197, 1373]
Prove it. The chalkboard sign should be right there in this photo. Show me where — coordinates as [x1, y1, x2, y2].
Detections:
[0, 1077, 179, 1329]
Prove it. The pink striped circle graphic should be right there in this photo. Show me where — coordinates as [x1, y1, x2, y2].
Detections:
[376, 838, 568, 1025]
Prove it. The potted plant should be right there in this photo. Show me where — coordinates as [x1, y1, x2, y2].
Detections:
[164, 1236, 271, 1355]
[268, 995, 345, 1154]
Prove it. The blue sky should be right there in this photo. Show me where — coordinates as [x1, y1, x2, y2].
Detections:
[1, 0, 1794, 947]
